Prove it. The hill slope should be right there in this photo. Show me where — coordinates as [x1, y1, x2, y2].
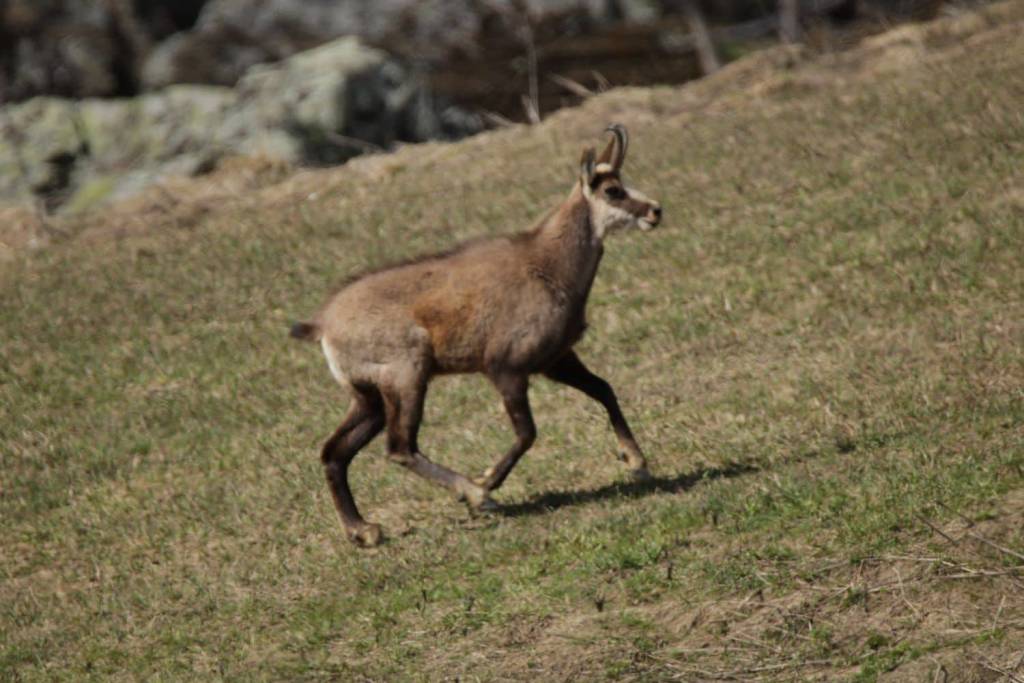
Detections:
[3, 2, 1024, 680]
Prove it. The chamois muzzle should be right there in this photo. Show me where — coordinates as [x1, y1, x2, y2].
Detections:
[634, 199, 662, 231]
[641, 204, 662, 231]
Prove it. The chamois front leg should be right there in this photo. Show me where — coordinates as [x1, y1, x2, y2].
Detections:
[379, 373, 495, 511]
[477, 373, 537, 492]
[543, 351, 651, 480]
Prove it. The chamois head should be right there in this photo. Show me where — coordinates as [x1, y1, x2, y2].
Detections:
[579, 124, 662, 238]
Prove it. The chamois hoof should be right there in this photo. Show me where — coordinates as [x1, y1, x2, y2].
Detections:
[629, 466, 653, 482]
[470, 496, 499, 513]
[472, 465, 501, 491]
[458, 482, 498, 512]
[347, 522, 384, 548]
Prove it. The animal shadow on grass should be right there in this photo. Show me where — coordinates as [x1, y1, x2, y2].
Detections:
[496, 461, 759, 518]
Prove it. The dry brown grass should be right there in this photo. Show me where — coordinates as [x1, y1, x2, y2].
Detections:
[3, 2, 1024, 681]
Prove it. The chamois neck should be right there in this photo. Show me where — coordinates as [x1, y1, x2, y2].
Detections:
[535, 184, 594, 243]
[530, 184, 603, 303]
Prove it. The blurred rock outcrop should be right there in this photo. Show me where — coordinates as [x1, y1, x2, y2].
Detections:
[0, 0, 950, 212]
[0, 0, 208, 102]
[0, 37, 480, 211]
[1, 0, 946, 104]
[1, 0, 137, 100]
[140, 0, 635, 89]
[0, 0, 633, 102]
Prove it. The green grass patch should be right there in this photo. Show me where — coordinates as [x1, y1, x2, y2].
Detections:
[4, 6, 1024, 680]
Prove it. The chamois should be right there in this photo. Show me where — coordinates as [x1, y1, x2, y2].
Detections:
[291, 124, 662, 546]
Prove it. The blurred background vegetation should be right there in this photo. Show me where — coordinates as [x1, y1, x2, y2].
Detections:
[1, 0, 946, 103]
[0, 0, 978, 215]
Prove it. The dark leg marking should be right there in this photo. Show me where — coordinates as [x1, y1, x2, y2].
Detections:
[380, 379, 494, 509]
[321, 385, 386, 546]
[477, 372, 537, 491]
[543, 351, 649, 477]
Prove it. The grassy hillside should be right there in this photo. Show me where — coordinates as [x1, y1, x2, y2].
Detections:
[3, 2, 1024, 680]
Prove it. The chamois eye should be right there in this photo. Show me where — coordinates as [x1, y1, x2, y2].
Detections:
[604, 186, 626, 200]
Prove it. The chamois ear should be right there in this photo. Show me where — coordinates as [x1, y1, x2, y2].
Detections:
[579, 147, 597, 187]
[597, 123, 629, 171]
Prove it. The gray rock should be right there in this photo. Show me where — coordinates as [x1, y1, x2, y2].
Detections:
[223, 36, 476, 163]
[0, 36, 481, 210]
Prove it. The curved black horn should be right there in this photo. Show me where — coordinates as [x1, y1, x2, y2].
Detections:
[580, 146, 597, 185]
[605, 123, 628, 170]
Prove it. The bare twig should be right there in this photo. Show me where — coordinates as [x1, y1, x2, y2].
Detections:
[942, 569, 1024, 580]
[591, 71, 611, 92]
[671, 658, 835, 679]
[655, 646, 741, 656]
[966, 530, 1024, 564]
[935, 500, 976, 528]
[322, 131, 386, 154]
[917, 514, 959, 545]
[480, 111, 515, 129]
[548, 73, 595, 99]
[894, 567, 922, 619]
[873, 554, 944, 564]
[519, 19, 541, 125]
[974, 655, 1024, 683]
[779, 0, 802, 43]
[520, 94, 541, 126]
[679, 0, 721, 75]
[735, 587, 765, 610]
[727, 633, 780, 653]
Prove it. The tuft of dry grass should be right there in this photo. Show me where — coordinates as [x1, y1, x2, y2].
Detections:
[3, 2, 1024, 680]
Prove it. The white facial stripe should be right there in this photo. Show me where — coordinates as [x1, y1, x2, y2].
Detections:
[594, 163, 614, 174]
[589, 196, 636, 241]
[626, 187, 657, 206]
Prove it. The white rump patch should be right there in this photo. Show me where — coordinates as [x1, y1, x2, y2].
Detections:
[321, 338, 349, 386]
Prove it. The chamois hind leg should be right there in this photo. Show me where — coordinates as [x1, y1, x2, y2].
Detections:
[322, 385, 387, 546]
[476, 373, 536, 492]
[379, 369, 495, 510]
[543, 351, 651, 479]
